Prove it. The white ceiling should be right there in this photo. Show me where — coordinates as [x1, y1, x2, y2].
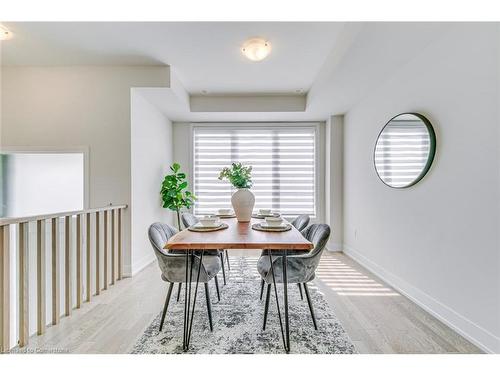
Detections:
[1, 22, 344, 95]
[138, 22, 451, 122]
[1, 22, 452, 122]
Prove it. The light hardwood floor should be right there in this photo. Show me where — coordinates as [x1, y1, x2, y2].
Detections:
[18, 251, 481, 354]
[315, 252, 481, 353]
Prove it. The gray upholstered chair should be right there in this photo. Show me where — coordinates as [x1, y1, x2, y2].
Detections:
[259, 214, 311, 300]
[181, 212, 229, 287]
[148, 222, 222, 332]
[257, 224, 330, 331]
[290, 214, 310, 232]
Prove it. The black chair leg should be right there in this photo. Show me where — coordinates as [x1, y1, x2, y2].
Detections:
[225, 250, 231, 270]
[159, 282, 174, 332]
[176, 283, 182, 302]
[219, 252, 227, 285]
[259, 279, 265, 300]
[303, 283, 318, 330]
[298, 283, 304, 300]
[214, 275, 221, 302]
[204, 283, 214, 331]
[262, 284, 271, 330]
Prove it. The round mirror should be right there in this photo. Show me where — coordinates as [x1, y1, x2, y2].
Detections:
[374, 113, 436, 188]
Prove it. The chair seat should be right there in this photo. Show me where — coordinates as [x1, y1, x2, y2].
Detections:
[161, 254, 221, 283]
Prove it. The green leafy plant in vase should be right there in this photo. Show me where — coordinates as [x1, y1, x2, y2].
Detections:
[218, 162, 254, 222]
[161, 162, 196, 230]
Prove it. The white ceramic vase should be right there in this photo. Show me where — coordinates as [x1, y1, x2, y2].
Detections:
[231, 188, 255, 222]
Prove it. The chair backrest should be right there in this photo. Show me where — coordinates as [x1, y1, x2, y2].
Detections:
[290, 214, 310, 231]
[263, 224, 331, 284]
[149, 222, 191, 282]
[148, 222, 178, 256]
[301, 223, 331, 261]
[181, 212, 199, 229]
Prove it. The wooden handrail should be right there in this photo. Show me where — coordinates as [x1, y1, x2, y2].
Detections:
[0, 204, 127, 352]
[0, 204, 127, 226]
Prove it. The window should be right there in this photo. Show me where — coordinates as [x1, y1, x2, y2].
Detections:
[0, 152, 85, 217]
[192, 124, 317, 217]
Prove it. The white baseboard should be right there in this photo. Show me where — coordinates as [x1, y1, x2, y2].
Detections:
[343, 244, 500, 354]
[128, 254, 156, 277]
[122, 264, 132, 278]
[326, 241, 343, 252]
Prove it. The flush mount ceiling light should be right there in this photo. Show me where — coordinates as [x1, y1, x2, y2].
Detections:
[0, 25, 12, 40]
[241, 38, 271, 62]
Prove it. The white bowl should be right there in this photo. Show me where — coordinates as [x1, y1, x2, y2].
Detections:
[199, 216, 218, 227]
[265, 216, 284, 227]
[259, 208, 272, 216]
[218, 209, 232, 215]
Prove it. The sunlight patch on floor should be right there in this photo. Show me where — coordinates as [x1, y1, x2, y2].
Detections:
[317, 256, 401, 297]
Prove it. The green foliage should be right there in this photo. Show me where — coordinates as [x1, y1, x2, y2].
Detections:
[161, 162, 196, 213]
[218, 162, 253, 189]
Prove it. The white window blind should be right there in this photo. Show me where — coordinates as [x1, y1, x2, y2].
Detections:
[193, 125, 317, 217]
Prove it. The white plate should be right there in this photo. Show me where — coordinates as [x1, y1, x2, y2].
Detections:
[194, 222, 221, 229]
[260, 222, 286, 228]
[253, 212, 280, 218]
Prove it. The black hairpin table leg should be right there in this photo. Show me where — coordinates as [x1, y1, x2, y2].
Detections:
[283, 249, 290, 352]
[182, 249, 191, 351]
[268, 249, 289, 352]
[187, 251, 204, 347]
[182, 249, 204, 351]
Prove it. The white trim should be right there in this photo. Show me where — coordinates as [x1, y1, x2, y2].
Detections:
[343, 244, 500, 354]
[0, 145, 90, 209]
[126, 254, 156, 278]
[122, 264, 132, 278]
[326, 242, 343, 252]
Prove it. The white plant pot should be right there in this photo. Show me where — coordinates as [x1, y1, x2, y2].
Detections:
[231, 188, 255, 222]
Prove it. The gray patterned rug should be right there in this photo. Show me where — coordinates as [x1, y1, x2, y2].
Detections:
[131, 256, 357, 354]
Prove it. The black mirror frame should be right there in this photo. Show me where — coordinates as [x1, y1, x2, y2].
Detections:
[374, 112, 437, 189]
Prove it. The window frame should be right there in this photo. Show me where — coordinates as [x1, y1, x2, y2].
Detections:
[189, 122, 321, 219]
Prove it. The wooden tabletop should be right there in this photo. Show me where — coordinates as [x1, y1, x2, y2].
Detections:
[165, 218, 313, 251]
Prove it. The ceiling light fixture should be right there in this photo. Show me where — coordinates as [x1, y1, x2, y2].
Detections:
[241, 38, 271, 62]
[0, 25, 12, 41]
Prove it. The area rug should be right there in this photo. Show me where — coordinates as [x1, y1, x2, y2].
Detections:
[130, 256, 357, 354]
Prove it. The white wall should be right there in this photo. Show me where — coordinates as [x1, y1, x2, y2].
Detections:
[1, 66, 170, 275]
[325, 115, 343, 250]
[130, 90, 173, 275]
[172, 123, 192, 191]
[190, 94, 306, 112]
[342, 24, 500, 353]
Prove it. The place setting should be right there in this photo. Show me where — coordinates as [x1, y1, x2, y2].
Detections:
[187, 215, 229, 232]
[251, 209, 292, 232]
[251, 208, 281, 219]
[214, 208, 236, 218]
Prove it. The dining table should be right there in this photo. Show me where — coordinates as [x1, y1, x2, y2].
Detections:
[165, 217, 313, 352]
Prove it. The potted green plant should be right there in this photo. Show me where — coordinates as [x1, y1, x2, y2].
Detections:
[218, 162, 254, 222]
[161, 163, 196, 230]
